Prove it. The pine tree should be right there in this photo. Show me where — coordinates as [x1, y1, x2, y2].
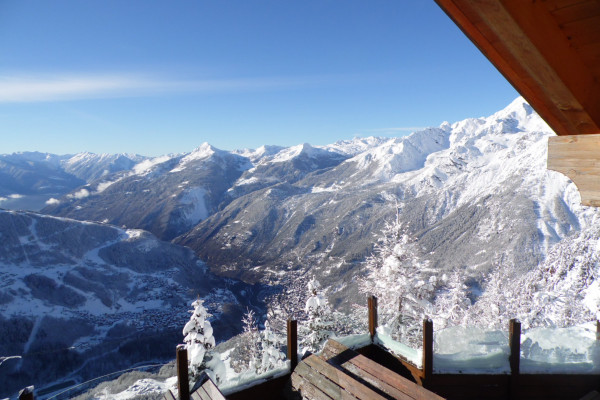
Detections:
[433, 270, 470, 330]
[360, 213, 434, 348]
[303, 277, 334, 353]
[259, 320, 285, 373]
[241, 308, 262, 373]
[183, 298, 215, 378]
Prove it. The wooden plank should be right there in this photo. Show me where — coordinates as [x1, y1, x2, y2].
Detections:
[561, 15, 600, 48]
[550, 1, 600, 25]
[321, 339, 351, 360]
[190, 388, 206, 400]
[345, 354, 445, 400]
[548, 134, 600, 206]
[163, 390, 177, 400]
[340, 360, 415, 400]
[291, 372, 335, 400]
[294, 360, 358, 400]
[545, 0, 592, 12]
[202, 379, 226, 400]
[304, 355, 387, 400]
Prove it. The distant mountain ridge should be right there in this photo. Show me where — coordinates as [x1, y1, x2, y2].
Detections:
[0, 152, 146, 211]
[8, 96, 600, 304]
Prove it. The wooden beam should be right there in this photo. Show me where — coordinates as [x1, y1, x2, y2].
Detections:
[422, 319, 433, 382]
[287, 319, 298, 371]
[509, 319, 521, 400]
[177, 344, 190, 400]
[434, 0, 600, 136]
[368, 295, 378, 341]
[547, 134, 600, 207]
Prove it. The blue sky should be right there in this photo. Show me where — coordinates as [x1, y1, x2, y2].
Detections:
[0, 1, 518, 156]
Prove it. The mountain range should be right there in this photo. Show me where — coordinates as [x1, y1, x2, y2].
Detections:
[2, 97, 599, 397]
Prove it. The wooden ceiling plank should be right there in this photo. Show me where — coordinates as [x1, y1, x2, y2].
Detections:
[434, 0, 576, 136]
[436, 0, 600, 135]
[561, 16, 600, 48]
[544, 0, 593, 12]
[549, 0, 600, 25]
[494, 0, 600, 134]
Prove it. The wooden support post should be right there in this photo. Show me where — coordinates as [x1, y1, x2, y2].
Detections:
[287, 319, 298, 371]
[596, 320, 600, 340]
[368, 295, 377, 341]
[509, 319, 521, 375]
[422, 319, 433, 383]
[509, 319, 521, 400]
[18, 386, 34, 400]
[176, 344, 190, 400]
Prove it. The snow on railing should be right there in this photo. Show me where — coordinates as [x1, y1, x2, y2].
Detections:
[433, 325, 510, 373]
[520, 322, 600, 374]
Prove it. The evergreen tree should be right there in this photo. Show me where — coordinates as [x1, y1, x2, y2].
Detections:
[183, 298, 215, 378]
[303, 277, 334, 353]
[433, 270, 470, 330]
[360, 214, 434, 348]
[259, 320, 285, 373]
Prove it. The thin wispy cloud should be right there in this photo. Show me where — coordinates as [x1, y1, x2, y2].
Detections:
[0, 73, 355, 103]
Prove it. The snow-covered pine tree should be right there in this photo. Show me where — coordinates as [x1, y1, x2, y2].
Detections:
[359, 213, 434, 348]
[241, 308, 262, 373]
[303, 277, 334, 353]
[259, 320, 285, 373]
[433, 270, 470, 330]
[183, 298, 216, 378]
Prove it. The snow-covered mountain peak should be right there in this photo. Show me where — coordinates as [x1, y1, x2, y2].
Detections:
[325, 136, 391, 156]
[234, 145, 286, 163]
[268, 142, 343, 164]
[348, 127, 451, 180]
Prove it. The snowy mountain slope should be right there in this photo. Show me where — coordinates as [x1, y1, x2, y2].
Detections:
[61, 152, 146, 182]
[0, 152, 144, 211]
[0, 209, 261, 399]
[175, 98, 597, 307]
[35, 97, 599, 306]
[42, 144, 251, 240]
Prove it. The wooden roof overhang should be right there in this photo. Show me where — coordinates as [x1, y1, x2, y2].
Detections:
[434, 0, 600, 206]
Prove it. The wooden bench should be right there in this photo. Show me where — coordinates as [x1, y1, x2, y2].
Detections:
[191, 373, 226, 400]
[163, 373, 226, 400]
[291, 339, 445, 399]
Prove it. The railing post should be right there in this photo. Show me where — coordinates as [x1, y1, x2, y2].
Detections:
[596, 320, 599, 340]
[509, 319, 521, 400]
[368, 295, 378, 341]
[18, 386, 34, 400]
[509, 319, 521, 374]
[422, 319, 433, 382]
[287, 319, 298, 371]
[176, 344, 190, 400]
